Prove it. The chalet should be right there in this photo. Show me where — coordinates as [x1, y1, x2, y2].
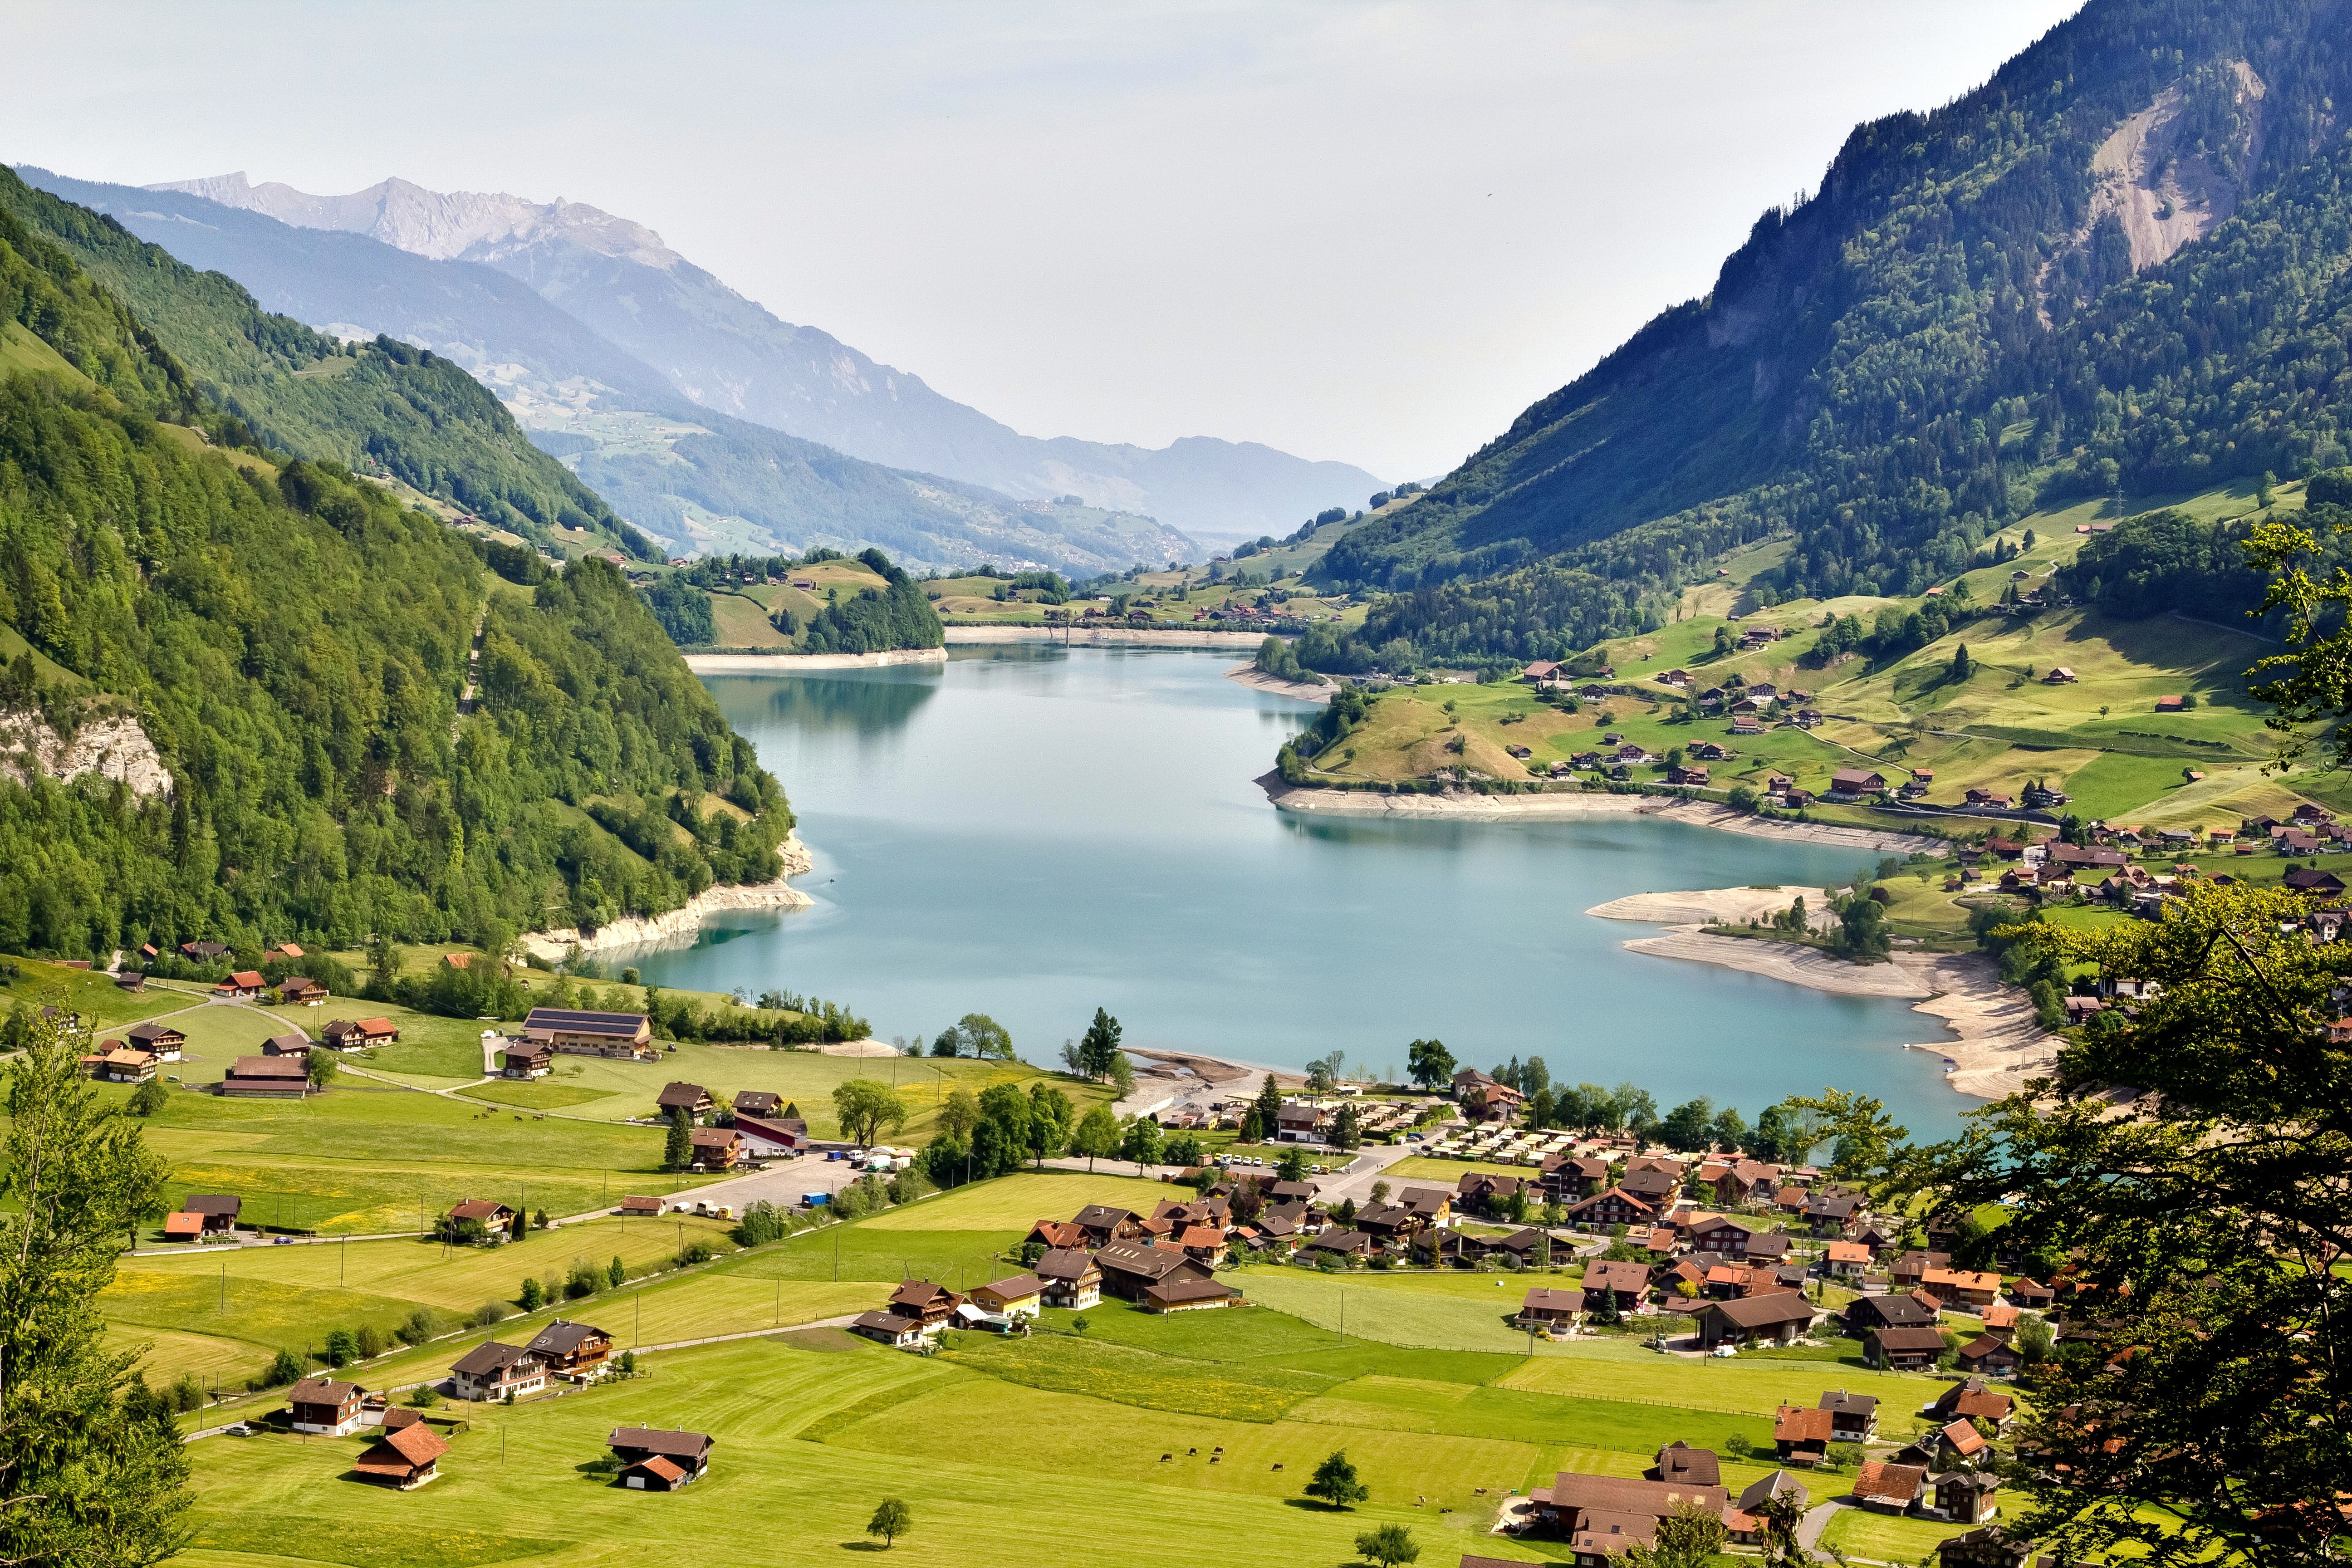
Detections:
[1144, 1278, 1241, 1313]
[1399, 1187, 1453, 1225]
[1808, 1237, 1872, 1284]
[1653, 1441, 1720, 1487]
[1819, 1389, 1879, 1442]
[162, 1212, 205, 1242]
[1689, 1215, 1760, 1256]
[1094, 1241, 1211, 1302]
[286, 1376, 368, 1436]
[1351, 1201, 1416, 1241]
[261, 943, 305, 964]
[1936, 1527, 2055, 1568]
[323, 1017, 399, 1049]
[1712, 1160, 1781, 1207]
[1456, 1172, 1527, 1211]
[1275, 1101, 1332, 1141]
[526, 1320, 614, 1380]
[1934, 1417, 1992, 1468]
[179, 940, 230, 960]
[1580, 1259, 1652, 1314]
[1303, 1229, 1374, 1263]
[449, 1340, 547, 1401]
[1921, 1267, 2001, 1307]
[2007, 1278, 2055, 1309]
[1803, 1194, 1861, 1237]
[1567, 1186, 1655, 1229]
[886, 1279, 962, 1331]
[1175, 1224, 1231, 1265]
[686, 1127, 741, 1170]
[850, 1311, 927, 1348]
[353, 1421, 448, 1489]
[447, 1197, 516, 1231]
[734, 1114, 809, 1157]
[1522, 661, 1562, 682]
[215, 970, 266, 999]
[1844, 1291, 1941, 1334]
[1540, 1155, 1609, 1201]
[523, 1008, 657, 1059]
[734, 1090, 786, 1119]
[1958, 1334, 2022, 1376]
[184, 1195, 241, 1232]
[1730, 717, 1764, 736]
[1617, 1165, 1680, 1206]
[618, 1195, 662, 1217]
[1696, 1293, 1821, 1348]
[124, 1021, 185, 1060]
[262, 1032, 314, 1057]
[91, 1047, 157, 1084]
[1517, 1286, 1587, 1330]
[220, 1056, 310, 1099]
[1666, 763, 1710, 786]
[1024, 1220, 1086, 1252]
[1865, 1326, 1949, 1370]
[1828, 769, 1887, 798]
[611, 1426, 714, 1489]
[2042, 666, 2076, 684]
[1529, 1471, 1730, 1567]
[1073, 1205, 1143, 1247]
[1493, 1227, 1555, 1265]
[1724, 1472, 1809, 1544]
[500, 1043, 554, 1079]
[1688, 741, 1729, 761]
[276, 976, 328, 1005]
[657, 1082, 715, 1119]
[1932, 1472, 2001, 1524]
[2284, 867, 2347, 896]
[971, 1274, 1045, 1319]
[1773, 1404, 1833, 1466]
[1853, 1460, 1927, 1514]
[1932, 1378, 2017, 1429]
[1888, 1250, 1951, 1289]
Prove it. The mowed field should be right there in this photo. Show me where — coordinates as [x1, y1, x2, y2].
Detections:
[157, 1176, 1990, 1568]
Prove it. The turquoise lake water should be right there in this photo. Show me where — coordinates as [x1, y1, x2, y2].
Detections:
[628, 645, 1964, 1133]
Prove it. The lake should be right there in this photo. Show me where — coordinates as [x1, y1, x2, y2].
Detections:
[630, 645, 1965, 1133]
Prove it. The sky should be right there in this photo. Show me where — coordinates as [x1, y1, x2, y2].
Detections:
[7, 0, 2084, 481]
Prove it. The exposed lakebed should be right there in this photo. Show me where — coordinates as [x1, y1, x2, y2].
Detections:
[629, 645, 1964, 1132]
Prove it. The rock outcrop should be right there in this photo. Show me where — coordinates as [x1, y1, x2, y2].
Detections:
[0, 710, 173, 799]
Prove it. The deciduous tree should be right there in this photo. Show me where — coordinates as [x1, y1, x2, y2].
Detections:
[1305, 1448, 1367, 1508]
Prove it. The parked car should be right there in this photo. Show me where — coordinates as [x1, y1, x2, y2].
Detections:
[1711, 1345, 1738, 1358]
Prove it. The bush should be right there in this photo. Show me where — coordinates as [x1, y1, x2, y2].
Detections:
[608, 1254, 628, 1289]
[675, 1240, 715, 1268]
[396, 1308, 438, 1346]
[566, 1257, 602, 1299]
[355, 1324, 387, 1359]
[405, 1386, 440, 1408]
[261, 1349, 304, 1387]
[322, 1328, 358, 1367]
[167, 1373, 207, 1413]
[618, 1350, 637, 1375]
[519, 1276, 545, 1312]
[474, 1301, 509, 1328]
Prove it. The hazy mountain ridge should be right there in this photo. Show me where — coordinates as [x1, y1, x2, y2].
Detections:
[16, 168, 1194, 576]
[152, 170, 1388, 536]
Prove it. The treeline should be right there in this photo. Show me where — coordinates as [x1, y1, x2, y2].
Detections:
[0, 169, 652, 559]
[775, 549, 944, 655]
[1301, 1, 2352, 662]
[0, 207, 795, 960]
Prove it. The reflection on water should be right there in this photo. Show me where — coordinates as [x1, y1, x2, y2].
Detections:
[650, 648, 1963, 1131]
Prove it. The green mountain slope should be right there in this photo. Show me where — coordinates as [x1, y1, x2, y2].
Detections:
[0, 196, 790, 960]
[1317, 0, 2352, 666]
[0, 167, 651, 559]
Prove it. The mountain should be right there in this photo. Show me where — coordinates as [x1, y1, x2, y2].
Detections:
[16, 168, 1196, 577]
[0, 186, 796, 958]
[1303, 0, 2352, 666]
[147, 171, 1389, 537]
[0, 168, 652, 561]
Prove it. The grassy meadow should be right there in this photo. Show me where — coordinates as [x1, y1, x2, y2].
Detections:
[149, 1172, 1989, 1568]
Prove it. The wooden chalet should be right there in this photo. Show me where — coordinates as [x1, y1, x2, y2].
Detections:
[500, 1043, 553, 1079]
[851, 1312, 926, 1347]
[262, 1032, 315, 1057]
[657, 1081, 715, 1118]
[1034, 1248, 1102, 1308]
[734, 1090, 786, 1119]
[1580, 1260, 1651, 1313]
[886, 1279, 961, 1329]
[286, 1377, 367, 1436]
[1096, 1241, 1214, 1300]
[1866, 1326, 1949, 1371]
[1528, 1471, 1730, 1568]
[276, 976, 328, 1004]
[1853, 1460, 1927, 1513]
[1819, 1389, 1879, 1441]
[90, 1047, 158, 1084]
[1517, 1286, 1586, 1330]
[610, 1426, 713, 1488]
[353, 1421, 448, 1489]
[183, 1194, 241, 1232]
[124, 1020, 185, 1059]
[214, 970, 266, 999]
[970, 1274, 1045, 1318]
[1653, 1441, 1720, 1486]
[1773, 1404, 1833, 1466]
[1143, 1278, 1240, 1313]
[322, 1017, 399, 1049]
[523, 1007, 657, 1059]
[1933, 1472, 2001, 1524]
[1957, 1335, 2021, 1376]
[447, 1197, 516, 1231]
[686, 1127, 741, 1170]
[525, 1319, 614, 1380]
[618, 1194, 663, 1217]
[1697, 1293, 1821, 1348]
[449, 1340, 547, 1401]
[1566, 1186, 1655, 1229]
[1846, 1291, 1942, 1334]
[1071, 1204, 1143, 1247]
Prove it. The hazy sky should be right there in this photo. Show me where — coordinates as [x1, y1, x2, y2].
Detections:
[9, 0, 2082, 480]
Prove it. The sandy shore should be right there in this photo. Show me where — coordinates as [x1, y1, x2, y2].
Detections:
[946, 626, 1273, 649]
[685, 648, 946, 672]
[1265, 780, 1938, 853]
[524, 833, 816, 960]
[1225, 664, 1334, 701]
[1588, 892, 2058, 1101]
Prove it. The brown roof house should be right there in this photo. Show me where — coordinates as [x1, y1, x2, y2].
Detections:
[1697, 1293, 1821, 1349]
[1853, 1460, 1928, 1513]
[1652, 1441, 1720, 1487]
[523, 1007, 656, 1060]
[1034, 1248, 1102, 1308]
[610, 1426, 714, 1490]
[1773, 1404, 1834, 1467]
[1580, 1260, 1652, 1315]
[220, 1056, 311, 1099]
[1518, 1287, 1587, 1332]
[656, 1082, 715, 1119]
[183, 1195, 242, 1232]
[526, 1320, 614, 1380]
[970, 1274, 1046, 1319]
[1144, 1278, 1241, 1313]
[1866, 1325, 1950, 1371]
[353, 1420, 449, 1490]
[448, 1341, 546, 1402]
[286, 1377, 367, 1436]
[124, 1021, 186, 1060]
[1818, 1389, 1880, 1442]
[686, 1127, 741, 1171]
[1094, 1241, 1210, 1302]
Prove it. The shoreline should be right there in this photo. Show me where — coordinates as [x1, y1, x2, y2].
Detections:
[946, 625, 1273, 650]
[1587, 891, 2059, 1101]
[685, 648, 946, 672]
[1263, 779, 1939, 853]
[1224, 663, 1335, 702]
[523, 833, 816, 960]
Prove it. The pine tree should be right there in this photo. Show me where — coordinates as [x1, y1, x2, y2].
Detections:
[1951, 642, 1972, 681]
[665, 1105, 692, 1171]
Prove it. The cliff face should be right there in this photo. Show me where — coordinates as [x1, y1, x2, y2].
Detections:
[0, 711, 173, 800]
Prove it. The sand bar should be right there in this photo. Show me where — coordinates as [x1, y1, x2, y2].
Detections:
[1266, 779, 1938, 853]
[686, 648, 947, 672]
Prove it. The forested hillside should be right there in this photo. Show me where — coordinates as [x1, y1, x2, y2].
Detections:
[1313, 0, 2352, 665]
[0, 196, 790, 960]
[0, 167, 652, 559]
